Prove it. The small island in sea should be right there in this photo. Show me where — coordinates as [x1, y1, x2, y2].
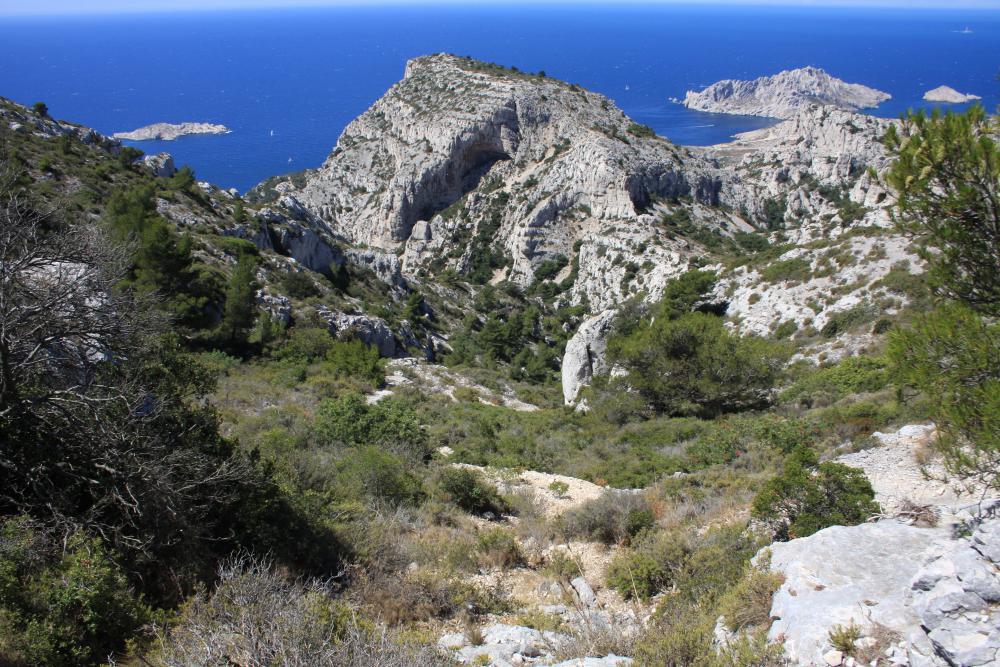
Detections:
[683, 66, 890, 119]
[922, 85, 981, 104]
[113, 121, 230, 141]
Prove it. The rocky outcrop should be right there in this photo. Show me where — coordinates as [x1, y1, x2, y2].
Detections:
[838, 424, 987, 516]
[277, 54, 723, 301]
[318, 308, 418, 358]
[113, 122, 230, 141]
[562, 310, 617, 405]
[912, 518, 1000, 666]
[1, 96, 120, 152]
[762, 423, 999, 666]
[763, 510, 999, 666]
[683, 67, 890, 118]
[142, 152, 177, 178]
[923, 86, 981, 104]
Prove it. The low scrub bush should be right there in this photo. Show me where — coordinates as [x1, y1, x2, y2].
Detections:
[717, 559, 784, 631]
[760, 257, 811, 283]
[475, 527, 524, 570]
[315, 394, 427, 464]
[559, 491, 653, 545]
[0, 517, 151, 667]
[438, 467, 510, 516]
[752, 446, 878, 540]
[781, 356, 889, 406]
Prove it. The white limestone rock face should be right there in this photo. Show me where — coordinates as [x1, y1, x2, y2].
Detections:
[438, 622, 633, 666]
[683, 66, 890, 118]
[280, 54, 723, 291]
[317, 308, 416, 358]
[765, 521, 943, 665]
[141, 152, 176, 178]
[763, 513, 1000, 667]
[696, 104, 897, 226]
[923, 86, 982, 104]
[562, 310, 617, 405]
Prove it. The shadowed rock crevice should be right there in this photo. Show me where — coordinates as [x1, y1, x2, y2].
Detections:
[400, 141, 513, 242]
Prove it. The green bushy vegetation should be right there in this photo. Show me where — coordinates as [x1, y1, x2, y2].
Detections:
[752, 446, 879, 540]
[607, 271, 788, 417]
[438, 467, 510, 516]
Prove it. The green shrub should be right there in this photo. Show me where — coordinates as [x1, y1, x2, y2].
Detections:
[735, 232, 771, 253]
[0, 518, 150, 667]
[760, 197, 786, 230]
[821, 304, 876, 338]
[334, 446, 425, 507]
[627, 123, 656, 138]
[773, 320, 798, 340]
[760, 257, 811, 283]
[606, 551, 666, 600]
[213, 234, 259, 257]
[475, 528, 523, 570]
[276, 326, 335, 361]
[542, 550, 582, 581]
[315, 395, 427, 464]
[685, 415, 813, 468]
[888, 304, 999, 490]
[560, 491, 652, 545]
[548, 480, 569, 498]
[438, 467, 509, 516]
[322, 339, 384, 386]
[781, 356, 889, 405]
[828, 621, 862, 655]
[717, 560, 784, 631]
[533, 254, 568, 281]
[752, 446, 879, 540]
[608, 311, 788, 417]
[281, 270, 321, 298]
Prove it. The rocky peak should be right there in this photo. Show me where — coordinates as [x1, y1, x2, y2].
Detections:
[277, 54, 722, 297]
[683, 66, 891, 118]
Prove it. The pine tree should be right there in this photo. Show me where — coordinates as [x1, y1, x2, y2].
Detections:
[222, 255, 258, 346]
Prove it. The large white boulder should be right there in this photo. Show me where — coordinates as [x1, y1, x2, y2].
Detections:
[561, 310, 617, 405]
[763, 511, 1000, 666]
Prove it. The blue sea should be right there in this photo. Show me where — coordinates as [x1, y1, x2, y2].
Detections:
[1, 3, 998, 192]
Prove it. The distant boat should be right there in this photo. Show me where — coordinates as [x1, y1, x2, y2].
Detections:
[287, 157, 293, 164]
[961, 26, 973, 34]
[270, 129, 275, 137]
[625, 84, 630, 91]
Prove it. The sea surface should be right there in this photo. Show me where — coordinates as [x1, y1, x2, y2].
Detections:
[1, 3, 998, 192]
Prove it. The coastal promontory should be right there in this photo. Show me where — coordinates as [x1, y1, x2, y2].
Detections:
[113, 121, 230, 141]
[683, 66, 890, 118]
[923, 85, 981, 104]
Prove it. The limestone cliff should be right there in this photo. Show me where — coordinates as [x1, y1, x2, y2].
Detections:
[683, 66, 890, 118]
[269, 54, 729, 310]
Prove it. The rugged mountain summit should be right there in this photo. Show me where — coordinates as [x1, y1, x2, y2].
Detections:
[267, 54, 729, 307]
[683, 66, 891, 118]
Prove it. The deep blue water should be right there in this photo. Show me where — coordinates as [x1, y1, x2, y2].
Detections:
[1, 4, 998, 192]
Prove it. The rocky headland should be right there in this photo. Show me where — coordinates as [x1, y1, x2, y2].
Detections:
[113, 121, 230, 141]
[923, 85, 982, 104]
[683, 66, 891, 118]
